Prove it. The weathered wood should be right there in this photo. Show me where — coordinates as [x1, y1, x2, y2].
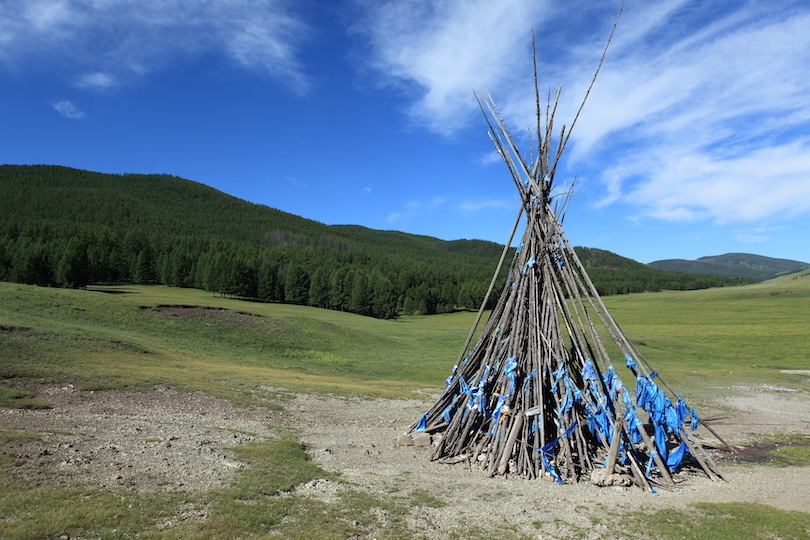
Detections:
[497, 415, 524, 475]
[605, 417, 624, 474]
[411, 18, 724, 488]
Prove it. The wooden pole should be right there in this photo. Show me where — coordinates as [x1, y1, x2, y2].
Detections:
[605, 417, 624, 474]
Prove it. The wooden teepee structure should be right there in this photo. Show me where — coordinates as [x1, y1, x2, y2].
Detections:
[411, 30, 725, 492]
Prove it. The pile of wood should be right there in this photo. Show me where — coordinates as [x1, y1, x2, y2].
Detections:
[410, 27, 725, 491]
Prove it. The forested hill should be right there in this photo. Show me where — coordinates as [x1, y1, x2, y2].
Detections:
[575, 247, 749, 295]
[0, 164, 747, 317]
[648, 253, 810, 282]
[0, 165, 506, 318]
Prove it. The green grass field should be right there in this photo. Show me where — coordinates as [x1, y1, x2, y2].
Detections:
[608, 275, 810, 388]
[1, 275, 809, 539]
[0, 282, 483, 403]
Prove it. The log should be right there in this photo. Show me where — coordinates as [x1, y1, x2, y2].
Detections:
[497, 415, 524, 475]
[605, 417, 624, 474]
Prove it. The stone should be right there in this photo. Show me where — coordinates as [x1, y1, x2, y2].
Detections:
[590, 469, 632, 487]
[410, 432, 432, 447]
[395, 434, 413, 446]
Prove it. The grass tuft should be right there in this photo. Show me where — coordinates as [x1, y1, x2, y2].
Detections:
[0, 384, 51, 409]
[630, 502, 810, 540]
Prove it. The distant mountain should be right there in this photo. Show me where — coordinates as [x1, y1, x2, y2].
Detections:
[575, 247, 749, 295]
[648, 253, 809, 282]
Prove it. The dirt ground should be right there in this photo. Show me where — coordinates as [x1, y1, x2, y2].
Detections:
[1, 380, 809, 538]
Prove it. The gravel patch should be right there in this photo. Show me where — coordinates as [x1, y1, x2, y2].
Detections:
[282, 389, 810, 537]
[0, 384, 275, 492]
[1, 382, 808, 538]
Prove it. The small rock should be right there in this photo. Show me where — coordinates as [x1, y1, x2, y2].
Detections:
[411, 432, 432, 447]
[395, 434, 413, 446]
[394, 432, 433, 447]
[590, 469, 632, 487]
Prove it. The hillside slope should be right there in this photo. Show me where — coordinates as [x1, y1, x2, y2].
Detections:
[576, 247, 749, 295]
[1, 164, 748, 315]
[0, 165, 509, 317]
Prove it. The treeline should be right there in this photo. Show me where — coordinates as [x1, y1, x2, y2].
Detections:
[0, 221, 494, 319]
[0, 165, 749, 318]
[0, 165, 506, 318]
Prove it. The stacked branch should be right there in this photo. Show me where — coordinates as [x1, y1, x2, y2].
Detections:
[411, 29, 724, 490]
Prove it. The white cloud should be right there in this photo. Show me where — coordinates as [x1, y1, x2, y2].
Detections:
[76, 72, 116, 89]
[604, 139, 810, 224]
[561, 3, 810, 228]
[458, 199, 513, 214]
[354, 0, 552, 135]
[0, 0, 310, 92]
[475, 150, 503, 167]
[356, 0, 810, 227]
[747, 226, 785, 233]
[571, 6, 810, 159]
[285, 176, 305, 188]
[735, 233, 769, 244]
[387, 201, 422, 223]
[387, 197, 448, 223]
[52, 99, 85, 118]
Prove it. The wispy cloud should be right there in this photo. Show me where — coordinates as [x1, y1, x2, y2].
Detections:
[475, 150, 503, 167]
[0, 0, 310, 93]
[356, 0, 810, 227]
[76, 72, 116, 90]
[354, 0, 551, 136]
[617, 140, 810, 224]
[387, 201, 419, 223]
[387, 195, 511, 224]
[458, 199, 513, 214]
[735, 233, 770, 244]
[734, 226, 786, 244]
[387, 197, 449, 223]
[562, 4, 810, 226]
[285, 176, 306, 188]
[52, 99, 85, 119]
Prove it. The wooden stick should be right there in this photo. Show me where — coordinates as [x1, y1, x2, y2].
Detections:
[497, 415, 524, 475]
[606, 416, 624, 474]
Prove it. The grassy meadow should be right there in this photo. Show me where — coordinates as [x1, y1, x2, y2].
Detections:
[607, 272, 810, 393]
[1, 274, 809, 539]
[2, 272, 808, 402]
[0, 282, 481, 404]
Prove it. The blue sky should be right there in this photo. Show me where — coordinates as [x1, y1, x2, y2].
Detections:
[2, 0, 810, 264]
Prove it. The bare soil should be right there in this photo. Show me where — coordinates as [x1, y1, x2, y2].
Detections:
[2, 380, 809, 538]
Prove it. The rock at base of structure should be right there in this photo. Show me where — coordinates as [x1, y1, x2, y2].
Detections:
[590, 469, 633, 487]
[395, 432, 432, 448]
